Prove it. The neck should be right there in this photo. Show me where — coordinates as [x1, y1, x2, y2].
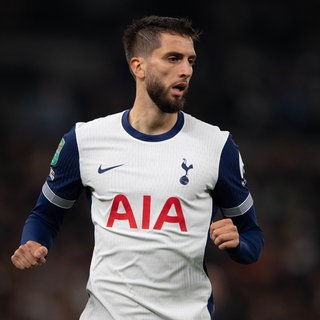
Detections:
[129, 102, 178, 135]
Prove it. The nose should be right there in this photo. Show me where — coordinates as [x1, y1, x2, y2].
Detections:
[179, 59, 193, 78]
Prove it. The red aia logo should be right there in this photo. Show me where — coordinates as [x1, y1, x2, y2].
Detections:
[106, 194, 187, 231]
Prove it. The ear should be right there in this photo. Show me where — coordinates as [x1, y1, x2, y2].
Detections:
[130, 57, 145, 79]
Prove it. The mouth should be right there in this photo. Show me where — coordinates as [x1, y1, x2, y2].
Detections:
[171, 82, 188, 96]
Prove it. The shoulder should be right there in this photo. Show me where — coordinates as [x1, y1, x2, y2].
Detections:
[182, 112, 230, 143]
[183, 112, 227, 132]
[76, 111, 124, 133]
[74, 111, 126, 146]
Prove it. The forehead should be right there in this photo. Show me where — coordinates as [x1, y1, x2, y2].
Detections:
[154, 33, 196, 56]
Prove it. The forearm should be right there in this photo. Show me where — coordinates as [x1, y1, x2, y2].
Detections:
[21, 193, 66, 250]
[227, 227, 264, 264]
[226, 207, 264, 264]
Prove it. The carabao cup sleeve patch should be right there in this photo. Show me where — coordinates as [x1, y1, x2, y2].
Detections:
[50, 138, 65, 166]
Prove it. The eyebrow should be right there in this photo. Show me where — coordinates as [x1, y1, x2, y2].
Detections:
[164, 51, 197, 60]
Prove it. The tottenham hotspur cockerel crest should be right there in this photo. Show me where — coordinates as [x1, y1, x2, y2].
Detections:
[180, 158, 193, 185]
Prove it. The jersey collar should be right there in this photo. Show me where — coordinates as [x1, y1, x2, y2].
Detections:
[121, 109, 184, 142]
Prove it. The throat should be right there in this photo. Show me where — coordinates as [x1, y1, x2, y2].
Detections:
[129, 110, 178, 135]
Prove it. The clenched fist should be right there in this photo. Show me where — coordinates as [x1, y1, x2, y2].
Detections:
[210, 218, 240, 250]
[11, 240, 48, 270]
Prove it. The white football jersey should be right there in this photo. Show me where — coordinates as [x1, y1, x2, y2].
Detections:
[37, 110, 254, 319]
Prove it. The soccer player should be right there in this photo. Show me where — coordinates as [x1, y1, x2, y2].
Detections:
[11, 16, 264, 319]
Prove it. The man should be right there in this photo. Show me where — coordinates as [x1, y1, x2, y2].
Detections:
[11, 16, 264, 319]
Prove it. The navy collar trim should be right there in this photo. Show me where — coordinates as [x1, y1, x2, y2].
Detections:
[121, 109, 184, 142]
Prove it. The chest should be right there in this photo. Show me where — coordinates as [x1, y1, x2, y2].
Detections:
[80, 135, 218, 201]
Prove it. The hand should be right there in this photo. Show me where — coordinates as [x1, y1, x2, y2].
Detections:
[210, 218, 239, 250]
[11, 240, 48, 270]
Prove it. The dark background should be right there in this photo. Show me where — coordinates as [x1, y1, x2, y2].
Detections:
[1, 1, 319, 319]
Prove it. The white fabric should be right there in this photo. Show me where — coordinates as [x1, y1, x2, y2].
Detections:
[76, 111, 229, 320]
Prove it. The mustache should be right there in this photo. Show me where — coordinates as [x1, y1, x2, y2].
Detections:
[171, 81, 189, 91]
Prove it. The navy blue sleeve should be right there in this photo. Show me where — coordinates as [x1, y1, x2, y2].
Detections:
[21, 194, 66, 249]
[227, 207, 264, 264]
[212, 134, 264, 264]
[20, 126, 84, 250]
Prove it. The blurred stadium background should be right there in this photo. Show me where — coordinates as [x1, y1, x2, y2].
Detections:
[1, 1, 319, 319]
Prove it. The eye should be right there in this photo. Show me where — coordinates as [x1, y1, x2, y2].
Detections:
[168, 56, 179, 63]
[189, 57, 196, 66]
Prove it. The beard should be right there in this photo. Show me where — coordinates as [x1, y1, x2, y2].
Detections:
[145, 72, 188, 114]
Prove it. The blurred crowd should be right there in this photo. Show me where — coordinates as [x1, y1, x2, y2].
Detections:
[1, 1, 319, 319]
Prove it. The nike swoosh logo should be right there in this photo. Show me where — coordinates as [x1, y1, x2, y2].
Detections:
[98, 164, 124, 174]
